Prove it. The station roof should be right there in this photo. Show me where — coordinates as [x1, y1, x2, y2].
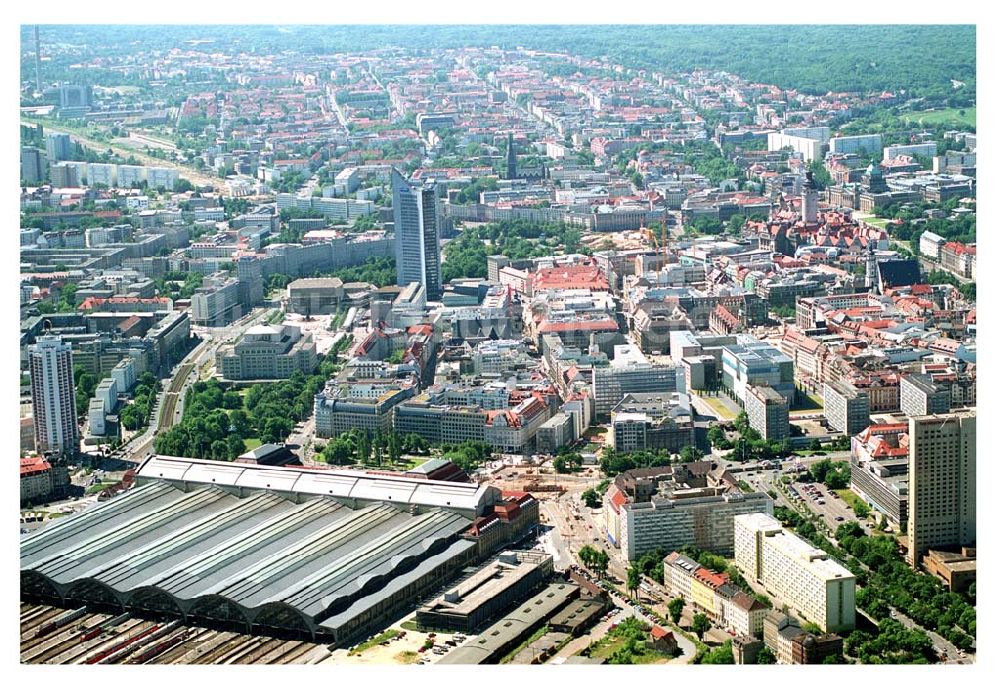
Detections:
[135, 455, 498, 515]
[21, 480, 476, 640]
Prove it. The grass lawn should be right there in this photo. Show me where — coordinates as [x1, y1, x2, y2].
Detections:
[834, 489, 864, 509]
[500, 625, 549, 664]
[243, 437, 262, 450]
[404, 456, 430, 468]
[792, 393, 824, 412]
[349, 628, 402, 655]
[900, 107, 976, 128]
[394, 650, 419, 664]
[702, 396, 738, 421]
[85, 482, 118, 496]
[584, 630, 672, 664]
[398, 620, 453, 634]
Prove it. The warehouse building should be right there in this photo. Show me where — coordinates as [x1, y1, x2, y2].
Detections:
[437, 582, 579, 664]
[416, 550, 553, 632]
[20, 456, 535, 646]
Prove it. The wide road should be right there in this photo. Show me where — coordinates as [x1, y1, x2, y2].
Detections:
[20, 118, 220, 189]
[121, 307, 275, 461]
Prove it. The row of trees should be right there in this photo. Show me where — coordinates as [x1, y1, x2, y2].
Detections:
[440, 441, 493, 471]
[598, 445, 704, 478]
[835, 523, 975, 649]
[578, 544, 610, 579]
[118, 372, 160, 431]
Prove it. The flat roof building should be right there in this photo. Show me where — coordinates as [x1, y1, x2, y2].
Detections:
[218, 324, 318, 381]
[907, 411, 976, 566]
[745, 385, 789, 442]
[734, 513, 855, 633]
[416, 550, 553, 632]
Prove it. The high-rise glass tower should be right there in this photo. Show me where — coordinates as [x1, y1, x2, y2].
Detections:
[392, 168, 442, 300]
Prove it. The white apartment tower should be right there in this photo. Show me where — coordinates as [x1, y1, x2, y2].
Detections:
[734, 512, 856, 633]
[28, 336, 79, 457]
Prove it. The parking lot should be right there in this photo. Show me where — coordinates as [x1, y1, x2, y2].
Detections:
[786, 480, 861, 531]
[323, 615, 470, 665]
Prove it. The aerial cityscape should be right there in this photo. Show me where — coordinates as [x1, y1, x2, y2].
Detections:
[17, 24, 977, 667]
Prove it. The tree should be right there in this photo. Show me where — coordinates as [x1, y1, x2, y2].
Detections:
[756, 646, 777, 664]
[627, 564, 641, 601]
[698, 640, 735, 664]
[679, 445, 703, 463]
[553, 451, 582, 473]
[668, 597, 685, 625]
[387, 431, 402, 465]
[691, 612, 711, 640]
[852, 498, 871, 519]
[323, 438, 355, 465]
[581, 488, 601, 508]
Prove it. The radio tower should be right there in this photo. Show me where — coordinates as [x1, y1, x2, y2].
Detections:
[34, 26, 42, 95]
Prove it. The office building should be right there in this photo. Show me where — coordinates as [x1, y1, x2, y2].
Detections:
[767, 133, 823, 163]
[147, 167, 179, 190]
[734, 513, 856, 633]
[45, 132, 72, 162]
[610, 392, 694, 454]
[744, 385, 789, 442]
[392, 168, 442, 300]
[849, 423, 909, 525]
[287, 277, 345, 315]
[900, 373, 951, 417]
[87, 162, 116, 187]
[829, 134, 882, 157]
[314, 379, 417, 438]
[21, 146, 46, 184]
[28, 335, 79, 457]
[117, 165, 145, 188]
[20, 455, 70, 506]
[907, 412, 976, 566]
[50, 161, 81, 187]
[218, 324, 318, 381]
[884, 142, 938, 161]
[58, 83, 93, 108]
[762, 612, 844, 664]
[721, 339, 795, 406]
[592, 343, 678, 417]
[823, 381, 871, 436]
[619, 483, 772, 561]
[190, 273, 241, 326]
[416, 550, 553, 632]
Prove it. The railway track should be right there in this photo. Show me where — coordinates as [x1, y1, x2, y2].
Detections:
[157, 361, 193, 430]
[191, 633, 253, 664]
[270, 640, 318, 664]
[19, 605, 328, 664]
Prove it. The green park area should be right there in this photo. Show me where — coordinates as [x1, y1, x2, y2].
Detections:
[899, 107, 976, 128]
[582, 617, 675, 664]
[702, 396, 738, 421]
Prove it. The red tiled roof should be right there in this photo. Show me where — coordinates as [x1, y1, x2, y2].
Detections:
[20, 457, 51, 476]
